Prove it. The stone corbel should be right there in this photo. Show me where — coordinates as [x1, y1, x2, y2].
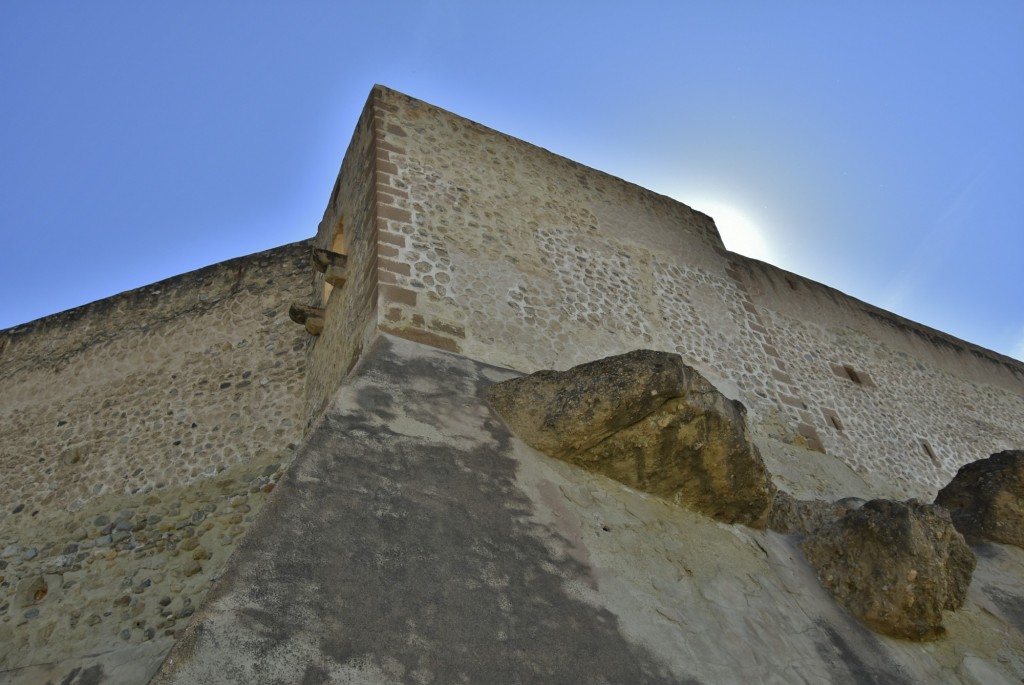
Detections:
[289, 303, 325, 336]
[312, 247, 348, 288]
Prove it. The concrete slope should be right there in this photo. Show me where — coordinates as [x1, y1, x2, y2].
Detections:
[152, 335, 1024, 684]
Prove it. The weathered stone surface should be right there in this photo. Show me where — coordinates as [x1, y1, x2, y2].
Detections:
[0, 244, 309, 682]
[934, 449, 1024, 548]
[802, 499, 976, 640]
[768, 491, 865, 535]
[288, 303, 326, 336]
[310, 246, 347, 273]
[576, 397, 775, 528]
[311, 247, 349, 288]
[324, 264, 348, 289]
[153, 337, 686, 685]
[486, 349, 687, 458]
[488, 349, 775, 528]
[288, 302, 324, 326]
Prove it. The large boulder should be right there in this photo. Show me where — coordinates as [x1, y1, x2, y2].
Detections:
[487, 349, 686, 458]
[802, 499, 976, 640]
[768, 491, 865, 536]
[487, 350, 775, 528]
[934, 449, 1024, 548]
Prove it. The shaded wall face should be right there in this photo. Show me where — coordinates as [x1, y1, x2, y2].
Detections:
[736, 262, 1024, 498]
[0, 245, 310, 512]
[0, 244, 311, 680]
[303, 89, 381, 427]
[365, 87, 1024, 500]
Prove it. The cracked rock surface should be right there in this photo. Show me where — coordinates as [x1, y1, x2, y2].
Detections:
[488, 349, 775, 528]
[802, 499, 976, 640]
[935, 449, 1024, 548]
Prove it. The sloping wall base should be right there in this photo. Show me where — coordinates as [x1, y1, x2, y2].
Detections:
[152, 335, 1024, 684]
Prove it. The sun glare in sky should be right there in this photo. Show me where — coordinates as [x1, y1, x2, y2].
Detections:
[690, 200, 775, 264]
[1012, 329, 1024, 362]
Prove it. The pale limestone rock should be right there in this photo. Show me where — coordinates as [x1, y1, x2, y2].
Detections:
[934, 449, 1024, 548]
[802, 499, 975, 640]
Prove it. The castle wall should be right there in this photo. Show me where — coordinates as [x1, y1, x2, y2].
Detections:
[4, 85, 1023, 682]
[359, 86, 1024, 502]
[303, 90, 382, 427]
[0, 243, 311, 682]
[735, 260, 1024, 498]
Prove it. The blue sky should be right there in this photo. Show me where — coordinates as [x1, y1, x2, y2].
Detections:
[2, 2, 1022, 360]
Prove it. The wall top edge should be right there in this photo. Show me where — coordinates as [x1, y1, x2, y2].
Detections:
[367, 85, 725, 251]
[1, 240, 312, 337]
[731, 251, 1024, 375]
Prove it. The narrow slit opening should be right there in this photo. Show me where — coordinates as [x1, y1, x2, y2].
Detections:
[921, 440, 939, 466]
[843, 365, 862, 385]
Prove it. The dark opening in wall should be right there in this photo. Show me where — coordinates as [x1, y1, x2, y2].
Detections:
[784, 276, 799, 290]
[921, 440, 940, 467]
[823, 408, 844, 431]
[844, 365, 862, 384]
[831, 363, 875, 387]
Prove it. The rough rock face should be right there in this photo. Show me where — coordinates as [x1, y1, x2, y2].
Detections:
[934, 449, 1024, 548]
[768, 491, 865, 536]
[802, 499, 976, 640]
[487, 350, 775, 528]
[487, 349, 687, 458]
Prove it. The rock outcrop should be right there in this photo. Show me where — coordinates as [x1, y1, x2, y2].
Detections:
[487, 349, 687, 458]
[801, 499, 975, 640]
[488, 350, 775, 528]
[768, 491, 866, 536]
[934, 449, 1024, 548]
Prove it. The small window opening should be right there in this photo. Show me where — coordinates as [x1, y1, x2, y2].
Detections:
[843, 365, 863, 385]
[822, 408, 844, 432]
[921, 440, 939, 467]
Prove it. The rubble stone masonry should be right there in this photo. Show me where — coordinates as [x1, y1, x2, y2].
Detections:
[2, 85, 1023, 682]
[364, 85, 1024, 501]
[0, 243, 310, 680]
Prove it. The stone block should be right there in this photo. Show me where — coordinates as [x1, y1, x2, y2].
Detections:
[934, 449, 1024, 548]
[488, 350, 775, 528]
[802, 499, 975, 640]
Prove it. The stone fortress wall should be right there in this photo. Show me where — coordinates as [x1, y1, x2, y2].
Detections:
[1, 85, 1023, 683]
[0, 243, 312, 682]
[304, 90, 382, 430]
[360, 86, 1024, 502]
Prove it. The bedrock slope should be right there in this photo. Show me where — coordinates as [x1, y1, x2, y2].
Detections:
[150, 336, 1024, 684]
